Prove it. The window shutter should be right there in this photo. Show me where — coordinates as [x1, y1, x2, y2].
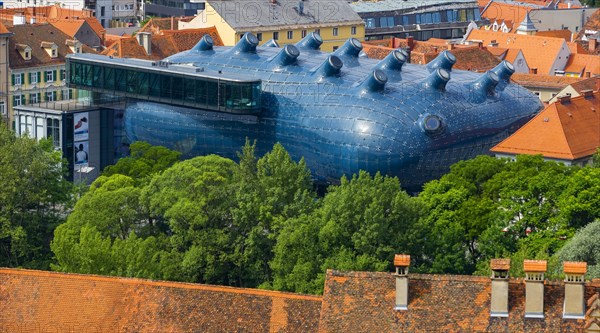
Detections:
[28, 72, 31, 84]
[11, 74, 14, 85]
[59, 69, 63, 81]
[44, 71, 48, 82]
[21, 74, 25, 84]
[53, 70, 57, 80]
[38, 72, 42, 83]
[12, 95, 16, 105]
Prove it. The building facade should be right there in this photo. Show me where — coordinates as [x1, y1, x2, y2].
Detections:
[351, 0, 484, 41]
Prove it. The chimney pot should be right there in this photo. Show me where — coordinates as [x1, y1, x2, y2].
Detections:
[406, 36, 414, 50]
[490, 259, 510, 317]
[394, 254, 410, 311]
[524, 259, 546, 319]
[530, 68, 538, 75]
[559, 95, 571, 104]
[563, 261, 586, 319]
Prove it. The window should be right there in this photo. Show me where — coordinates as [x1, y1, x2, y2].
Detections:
[29, 72, 38, 84]
[273, 31, 279, 40]
[351, 26, 356, 35]
[36, 117, 44, 140]
[332, 46, 339, 51]
[287, 30, 293, 39]
[13, 94, 23, 106]
[45, 91, 56, 101]
[301, 30, 307, 38]
[379, 17, 394, 28]
[12, 73, 24, 86]
[256, 32, 262, 41]
[63, 89, 73, 100]
[47, 118, 60, 147]
[25, 51, 30, 59]
[100, 6, 105, 16]
[0, 102, 5, 115]
[332, 27, 338, 36]
[366, 18, 375, 28]
[51, 49, 57, 58]
[30, 93, 39, 104]
[45, 70, 55, 82]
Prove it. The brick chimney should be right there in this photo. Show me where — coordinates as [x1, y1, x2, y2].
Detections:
[563, 261, 587, 319]
[490, 259, 510, 317]
[393, 254, 410, 311]
[524, 260, 547, 318]
[559, 95, 571, 104]
[406, 36, 415, 50]
[589, 38, 597, 53]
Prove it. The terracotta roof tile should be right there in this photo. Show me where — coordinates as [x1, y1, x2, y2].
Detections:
[491, 92, 600, 160]
[524, 259, 548, 272]
[48, 20, 85, 38]
[567, 41, 588, 54]
[481, 2, 528, 25]
[0, 268, 322, 332]
[511, 73, 582, 89]
[319, 269, 600, 332]
[536, 29, 572, 41]
[139, 16, 195, 34]
[0, 20, 10, 35]
[466, 29, 570, 75]
[564, 262, 587, 275]
[565, 54, 600, 76]
[491, 258, 511, 271]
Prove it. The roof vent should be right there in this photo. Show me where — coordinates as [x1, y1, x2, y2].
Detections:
[334, 38, 363, 58]
[490, 259, 510, 317]
[524, 259, 547, 319]
[426, 50, 456, 73]
[393, 254, 410, 311]
[359, 70, 387, 93]
[296, 32, 323, 50]
[559, 95, 571, 104]
[422, 68, 450, 91]
[274, 44, 300, 66]
[314, 55, 343, 78]
[192, 34, 214, 52]
[563, 261, 587, 319]
[375, 49, 406, 72]
[231, 32, 259, 54]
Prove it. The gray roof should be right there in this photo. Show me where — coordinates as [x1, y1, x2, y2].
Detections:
[516, 11, 537, 32]
[350, 0, 477, 14]
[207, 0, 363, 30]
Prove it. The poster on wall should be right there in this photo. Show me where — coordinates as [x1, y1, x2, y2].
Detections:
[74, 112, 89, 142]
[74, 141, 89, 168]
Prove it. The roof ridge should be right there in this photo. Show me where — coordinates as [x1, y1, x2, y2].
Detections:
[0, 268, 322, 301]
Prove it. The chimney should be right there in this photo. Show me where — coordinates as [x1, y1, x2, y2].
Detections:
[136, 32, 152, 55]
[581, 89, 594, 98]
[489, 39, 499, 47]
[478, 41, 484, 49]
[13, 13, 26, 26]
[590, 38, 597, 52]
[563, 261, 587, 319]
[447, 43, 455, 50]
[171, 16, 175, 30]
[586, 72, 592, 78]
[559, 95, 571, 104]
[393, 254, 410, 311]
[490, 259, 510, 317]
[524, 260, 547, 318]
[530, 68, 538, 75]
[406, 36, 414, 50]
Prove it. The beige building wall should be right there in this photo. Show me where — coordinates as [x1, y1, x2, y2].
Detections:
[0, 34, 11, 124]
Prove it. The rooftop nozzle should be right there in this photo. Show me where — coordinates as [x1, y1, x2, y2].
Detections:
[296, 32, 323, 50]
[274, 44, 300, 66]
[375, 49, 406, 72]
[231, 32, 259, 54]
[422, 68, 450, 91]
[192, 34, 214, 52]
[334, 38, 363, 58]
[359, 70, 388, 93]
[491, 60, 515, 91]
[315, 55, 343, 78]
[426, 50, 456, 73]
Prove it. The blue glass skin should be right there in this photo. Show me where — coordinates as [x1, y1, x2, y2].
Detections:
[123, 34, 543, 190]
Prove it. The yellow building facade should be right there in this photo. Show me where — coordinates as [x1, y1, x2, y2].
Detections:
[195, 0, 365, 52]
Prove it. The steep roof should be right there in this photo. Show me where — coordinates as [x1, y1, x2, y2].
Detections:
[511, 73, 583, 89]
[210, 0, 363, 31]
[8, 23, 96, 69]
[319, 270, 600, 332]
[466, 29, 569, 75]
[491, 91, 600, 160]
[48, 19, 86, 38]
[101, 28, 224, 60]
[0, 20, 10, 35]
[536, 29, 572, 41]
[139, 16, 195, 34]
[0, 268, 322, 332]
[564, 54, 600, 76]
[450, 46, 501, 72]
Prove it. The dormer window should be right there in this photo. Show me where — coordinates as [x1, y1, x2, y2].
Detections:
[16, 43, 32, 60]
[66, 39, 82, 54]
[41, 41, 58, 59]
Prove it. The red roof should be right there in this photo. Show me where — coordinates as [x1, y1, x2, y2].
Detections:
[491, 91, 600, 160]
[564, 54, 600, 76]
[0, 268, 322, 332]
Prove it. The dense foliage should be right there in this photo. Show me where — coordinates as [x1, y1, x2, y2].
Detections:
[0, 124, 72, 269]
[2, 133, 598, 293]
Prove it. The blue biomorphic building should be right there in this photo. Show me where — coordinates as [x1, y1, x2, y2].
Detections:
[67, 32, 542, 190]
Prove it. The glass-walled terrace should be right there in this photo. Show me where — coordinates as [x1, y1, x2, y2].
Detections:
[68, 59, 262, 114]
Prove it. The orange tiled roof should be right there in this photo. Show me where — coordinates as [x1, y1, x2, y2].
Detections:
[0, 20, 10, 34]
[0, 268, 322, 332]
[567, 41, 588, 54]
[490, 258, 511, 271]
[467, 29, 569, 75]
[569, 76, 600, 92]
[564, 262, 587, 275]
[0, 5, 92, 26]
[565, 54, 600, 76]
[523, 259, 548, 272]
[319, 270, 600, 332]
[536, 29, 572, 41]
[491, 91, 600, 160]
[162, 27, 224, 50]
[139, 16, 195, 34]
[504, 48, 523, 63]
[511, 73, 582, 88]
[488, 46, 508, 57]
[362, 44, 394, 60]
[481, 2, 528, 26]
[48, 20, 85, 38]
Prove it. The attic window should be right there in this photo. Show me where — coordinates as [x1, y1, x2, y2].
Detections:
[52, 49, 57, 57]
[25, 51, 30, 60]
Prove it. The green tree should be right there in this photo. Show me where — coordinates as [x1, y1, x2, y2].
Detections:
[0, 125, 72, 269]
[556, 167, 600, 229]
[102, 141, 180, 184]
[271, 171, 421, 294]
[553, 220, 600, 279]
